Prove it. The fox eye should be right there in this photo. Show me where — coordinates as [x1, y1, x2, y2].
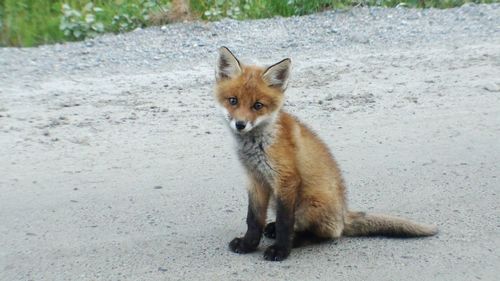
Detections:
[253, 102, 264, 111]
[228, 97, 238, 106]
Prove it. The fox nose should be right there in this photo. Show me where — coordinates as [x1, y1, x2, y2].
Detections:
[235, 121, 247, 131]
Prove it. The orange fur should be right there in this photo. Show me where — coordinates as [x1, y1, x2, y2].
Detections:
[216, 66, 284, 125]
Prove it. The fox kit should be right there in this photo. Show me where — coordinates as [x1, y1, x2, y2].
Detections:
[214, 47, 437, 261]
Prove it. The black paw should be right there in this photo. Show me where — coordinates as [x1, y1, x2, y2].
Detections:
[264, 222, 276, 239]
[263, 244, 291, 261]
[229, 237, 257, 254]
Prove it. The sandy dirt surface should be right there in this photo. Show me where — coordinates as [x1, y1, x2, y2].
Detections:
[1, 4, 499, 281]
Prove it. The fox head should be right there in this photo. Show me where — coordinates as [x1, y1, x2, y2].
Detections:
[214, 47, 291, 134]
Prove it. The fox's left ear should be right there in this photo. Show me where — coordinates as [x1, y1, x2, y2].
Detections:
[262, 58, 291, 91]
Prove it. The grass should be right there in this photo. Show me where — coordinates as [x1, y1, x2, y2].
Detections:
[0, 0, 171, 47]
[1, 0, 498, 47]
[190, 0, 499, 20]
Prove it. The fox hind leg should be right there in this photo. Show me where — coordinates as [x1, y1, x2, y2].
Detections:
[293, 192, 346, 240]
[264, 221, 332, 248]
[263, 222, 276, 239]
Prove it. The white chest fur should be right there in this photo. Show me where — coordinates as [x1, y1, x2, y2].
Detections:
[235, 129, 276, 184]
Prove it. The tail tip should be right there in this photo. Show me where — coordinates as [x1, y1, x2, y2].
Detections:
[424, 225, 439, 236]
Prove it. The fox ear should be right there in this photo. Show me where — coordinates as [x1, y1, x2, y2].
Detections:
[262, 58, 291, 91]
[216, 47, 242, 81]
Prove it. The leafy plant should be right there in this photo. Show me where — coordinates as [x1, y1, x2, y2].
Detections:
[111, 0, 169, 32]
[60, 3, 104, 40]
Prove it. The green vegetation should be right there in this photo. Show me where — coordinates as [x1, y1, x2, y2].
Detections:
[1, 0, 498, 47]
[1, 0, 170, 47]
[194, 0, 498, 20]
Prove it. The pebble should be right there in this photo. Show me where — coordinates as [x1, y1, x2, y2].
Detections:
[483, 82, 500, 92]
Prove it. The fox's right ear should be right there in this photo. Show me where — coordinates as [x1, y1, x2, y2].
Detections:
[216, 47, 242, 81]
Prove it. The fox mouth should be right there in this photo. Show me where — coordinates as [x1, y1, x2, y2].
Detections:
[227, 114, 277, 135]
[229, 119, 253, 134]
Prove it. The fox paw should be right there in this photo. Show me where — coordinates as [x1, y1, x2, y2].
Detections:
[229, 237, 257, 254]
[264, 222, 276, 239]
[263, 244, 290, 261]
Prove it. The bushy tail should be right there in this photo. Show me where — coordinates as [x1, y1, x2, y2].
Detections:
[343, 211, 438, 237]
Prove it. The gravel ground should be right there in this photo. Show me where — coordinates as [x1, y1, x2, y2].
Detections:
[1, 3, 499, 281]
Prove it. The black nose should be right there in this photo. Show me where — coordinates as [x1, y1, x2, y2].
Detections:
[235, 121, 246, 131]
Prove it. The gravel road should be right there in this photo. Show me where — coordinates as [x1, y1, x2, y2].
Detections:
[1, 4, 499, 281]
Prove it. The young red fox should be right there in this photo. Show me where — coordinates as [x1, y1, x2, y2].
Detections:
[214, 47, 438, 261]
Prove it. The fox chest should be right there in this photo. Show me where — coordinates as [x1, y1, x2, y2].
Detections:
[237, 137, 276, 184]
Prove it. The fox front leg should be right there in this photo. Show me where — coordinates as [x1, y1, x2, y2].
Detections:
[264, 177, 299, 261]
[263, 198, 295, 261]
[229, 181, 270, 254]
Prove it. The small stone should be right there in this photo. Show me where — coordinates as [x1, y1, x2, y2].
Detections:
[483, 83, 499, 92]
[350, 33, 370, 44]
